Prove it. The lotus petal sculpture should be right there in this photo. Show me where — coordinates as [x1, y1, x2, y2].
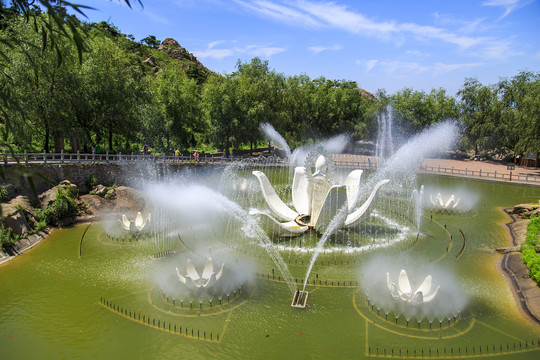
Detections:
[176, 257, 224, 289]
[251, 147, 389, 236]
[430, 193, 460, 211]
[119, 212, 151, 232]
[386, 269, 439, 304]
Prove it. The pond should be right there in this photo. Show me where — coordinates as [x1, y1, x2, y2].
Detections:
[1, 173, 540, 360]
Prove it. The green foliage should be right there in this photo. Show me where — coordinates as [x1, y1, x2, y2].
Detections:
[33, 207, 53, 228]
[49, 188, 78, 222]
[521, 214, 540, 284]
[0, 185, 8, 203]
[0, 226, 19, 253]
[86, 175, 98, 189]
[1, 3, 538, 160]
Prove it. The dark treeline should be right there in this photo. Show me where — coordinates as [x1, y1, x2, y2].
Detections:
[1, 2, 538, 159]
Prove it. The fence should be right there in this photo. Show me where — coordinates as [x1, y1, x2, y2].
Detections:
[2, 151, 539, 185]
[418, 163, 540, 184]
[2, 150, 243, 166]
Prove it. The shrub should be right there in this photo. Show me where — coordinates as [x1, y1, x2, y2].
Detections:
[0, 226, 19, 253]
[49, 188, 78, 223]
[87, 175, 98, 189]
[0, 185, 8, 203]
[521, 214, 540, 283]
[34, 208, 54, 227]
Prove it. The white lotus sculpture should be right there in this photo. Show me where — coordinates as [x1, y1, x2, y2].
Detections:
[250, 147, 389, 236]
[430, 193, 460, 211]
[119, 212, 151, 232]
[176, 257, 224, 289]
[386, 269, 440, 304]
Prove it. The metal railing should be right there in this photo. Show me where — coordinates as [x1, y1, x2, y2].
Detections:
[1, 150, 244, 166]
[2, 151, 539, 184]
[417, 163, 540, 184]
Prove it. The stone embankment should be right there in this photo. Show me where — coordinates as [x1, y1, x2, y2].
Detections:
[0, 180, 146, 265]
[499, 203, 540, 325]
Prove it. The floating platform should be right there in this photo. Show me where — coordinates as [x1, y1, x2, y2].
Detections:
[291, 290, 308, 308]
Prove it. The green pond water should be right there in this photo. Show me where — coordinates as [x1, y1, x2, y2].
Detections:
[1, 174, 540, 359]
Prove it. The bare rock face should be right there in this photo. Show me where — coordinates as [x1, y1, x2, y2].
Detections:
[3, 210, 29, 236]
[79, 194, 113, 215]
[80, 186, 144, 216]
[112, 186, 145, 213]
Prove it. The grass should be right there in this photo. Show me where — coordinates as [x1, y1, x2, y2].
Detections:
[521, 214, 540, 283]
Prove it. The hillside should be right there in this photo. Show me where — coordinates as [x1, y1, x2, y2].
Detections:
[141, 38, 215, 84]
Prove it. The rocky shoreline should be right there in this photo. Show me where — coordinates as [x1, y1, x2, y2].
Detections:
[497, 204, 540, 326]
[0, 181, 146, 266]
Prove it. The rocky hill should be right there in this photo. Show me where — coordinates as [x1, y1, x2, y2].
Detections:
[142, 38, 214, 83]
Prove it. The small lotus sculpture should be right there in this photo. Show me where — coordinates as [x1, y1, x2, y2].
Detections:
[119, 212, 151, 232]
[250, 146, 389, 236]
[430, 193, 460, 211]
[386, 269, 439, 304]
[176, 257, 224, 289]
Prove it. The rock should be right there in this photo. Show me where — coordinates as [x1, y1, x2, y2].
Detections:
[143, 54, 157, 67]
[112, 186, 145, 213]
[79, 194, 113, 215]
[93, 184, 108, 197]
[80, 186, 144, 216]
[3, 210, 29, 236]
[494, 246, 521, 254]
[512, 204, 540, 216]
[38, 181, 78, 209]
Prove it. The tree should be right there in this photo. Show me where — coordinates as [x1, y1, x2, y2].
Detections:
[457, 78, 502, 156]
[154, 64, 204, 153]
[141, 35, 161, 49]
[497, 70, 540, 155]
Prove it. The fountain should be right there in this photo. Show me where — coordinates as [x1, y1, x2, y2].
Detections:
[5, 108, 539, 359]
[250, 146, 390, 236]
[118, 211, 151, 232]
[387, 269, 440, 304]
[176, 257, 224, 289]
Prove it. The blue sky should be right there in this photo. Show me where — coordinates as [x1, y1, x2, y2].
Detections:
[76, 0, 539, 95]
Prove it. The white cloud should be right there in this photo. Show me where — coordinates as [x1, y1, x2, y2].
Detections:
[406, 50, 431, 58]
[194, 40, 286, 59]
[365, 59, 378, 72]
[482, 0, 527, 18]
[193, 47, 235, 59]
[239, 45, 287, 57]
[235, 0, 489, 50]
[469, 39, 524, 60]
[372, 60, 482, 77]
[233, 0, 320, 27]
[307, 44, 342, 54]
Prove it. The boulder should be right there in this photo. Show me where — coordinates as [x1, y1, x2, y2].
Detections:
[3, 209, 29, 236]
[38, 181, 78, 209]
[92, 184, 108, 197]
[512, 204, 540, 217]
[112, 186, 145, 213]
[79, 194, 113, 215]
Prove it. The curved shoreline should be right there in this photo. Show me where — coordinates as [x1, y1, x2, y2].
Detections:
[0, 215, 97, 267]
[498, 208, 540, 326]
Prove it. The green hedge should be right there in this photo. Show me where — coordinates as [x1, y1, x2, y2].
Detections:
[521, 214, 540, 283]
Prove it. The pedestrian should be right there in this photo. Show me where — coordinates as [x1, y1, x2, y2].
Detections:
[193, 149, 199, 162]
[143, 143, 148, 155]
